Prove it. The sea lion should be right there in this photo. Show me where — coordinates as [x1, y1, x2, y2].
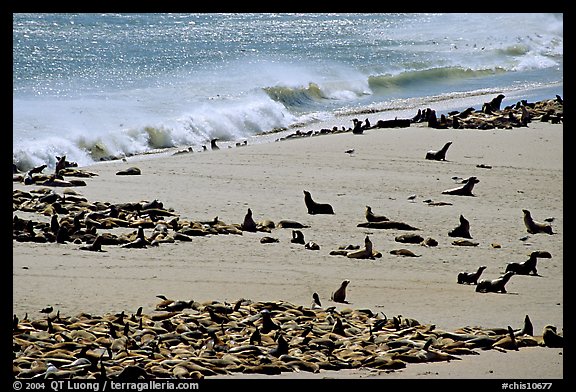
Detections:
[241, 208, 257, 232]
[291, 230, 305, 244]
[452, 239, 479, 246]
[311, 293, 322, 309]
[522, 209, 554, 235]
[542, 325, 563, 348]
[425, 141, 452, 161]
[442, 176, 479, 196]
[448, 214, 472, 239]
[260, 236, 279, 244]
[210, 138, 220, 150]
[79, 235, 104, 252]
[304, 241, 320, 250]
[347, 235, 375, 259]
[484, 94, 505, 112]
[475, 271, 515, 293]
[277, 220, 309, 229]
[331, 280, 350, 303]
[303, 190, 334, 215]
[357, 221, 419, 230]
[389, 249, 421, 257]
[116, 167, 141, 176]
[457, 265, 486, 284]
[505, 250, 552, 276]
[365, 206, 388, 222]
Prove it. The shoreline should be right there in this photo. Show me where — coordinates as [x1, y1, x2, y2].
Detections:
[13, 95, 564, 380]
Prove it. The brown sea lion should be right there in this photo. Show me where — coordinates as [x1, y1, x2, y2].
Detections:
[346, 235, 375, 259]
[303, 190, 334, 215]
[442, 176, 479, 196]
[522, 209, 553, 234]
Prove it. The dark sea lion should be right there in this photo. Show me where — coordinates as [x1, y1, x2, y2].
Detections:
[365, 206, 388, 222]
[277, 220, 309, 229]
[331, 280, 350, 303]
[389, 249, 421, 257]
[357, 221, 419, 230]
[210, 138, 220, 150]
[311, 293, 322, 309]
[448, 214, 472, 239]
[488, 94, 506, 111]
[457, 265, 486, 284]
[260, 236, 279, 244]
[425, 141, 452, 161]
[395, 233, 424, 244]
[522, 209, 554, 234]
[475, 271, 515, 293]
[506, 250, 552, 276]
[116, 167, 141, 176]
[290, 230, 305, 244]
[442, 176, 479, 196]
[304, 241, 320, 250]
[542, 325, 563, 348]
[79, 235, 105, 252]
[241, 208, 257, 232]
[303, 190, 334, 215]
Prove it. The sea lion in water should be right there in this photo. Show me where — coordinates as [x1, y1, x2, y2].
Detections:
[522, 209, 553, 234]
[425, 141, 452, 161]
[448, 214, 472, 239]
[442, 176, 479, 196]
[365, 206, 388, 222]
[475, 271, 515, 293]
[303, 190, 334, 215]
[457, 265, 486, 285]
[505, 250, 552, 276]
[331, 280, 350, 303]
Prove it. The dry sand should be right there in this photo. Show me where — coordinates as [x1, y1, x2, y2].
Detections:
[13, 112, 564, 381]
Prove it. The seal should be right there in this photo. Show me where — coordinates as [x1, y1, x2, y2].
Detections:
[505, 250, 552, 276]
[290, 230, 305, 244]
[311, 293, 322, 309]
[542, 325, 563, 348]
[522, 209, 553, 235]
[475, 271, 515, 293]
[241, 208, 257, 232]
[303, 190, 334, 215]
[365, 206, 388, 222]
[79, 235, 105, 252]
[425, 141, 452, 161]
[210, 138, 220, 150]
[448, 214, 472, 238]
[347, 235, 375, 259]
[457, 265, 487, 284]
[442, 176, 479, 196]
[331, 280, 350, 303]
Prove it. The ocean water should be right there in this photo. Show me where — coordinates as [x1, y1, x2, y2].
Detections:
[13, 13, 563, 171]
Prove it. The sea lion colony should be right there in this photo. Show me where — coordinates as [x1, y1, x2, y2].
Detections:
[12, 298, 561, 379]
[13, 95, 563, 378]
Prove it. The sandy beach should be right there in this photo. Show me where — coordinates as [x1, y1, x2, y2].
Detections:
[13, 107, 564, 381]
